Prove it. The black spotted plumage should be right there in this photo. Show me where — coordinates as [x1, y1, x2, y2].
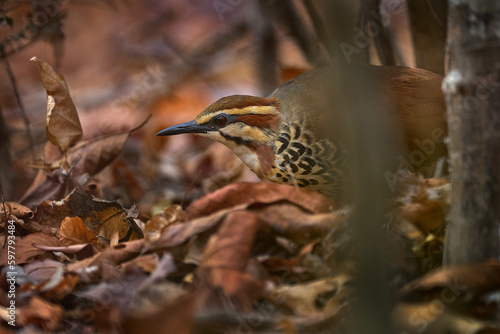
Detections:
[270, 121, 347, 196]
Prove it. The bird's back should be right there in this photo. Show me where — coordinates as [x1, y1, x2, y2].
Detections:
[268, 65, 447, 194]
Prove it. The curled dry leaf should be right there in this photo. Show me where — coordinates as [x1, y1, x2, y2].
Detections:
[38, 272, 79, 302]
[120, 253, 159, 274]
[0, 233, 60, 265]
[122, 290, 199, 334]
[185, 182, 333, 221]
[19, 168, 79, 210]
[144, 204, 184, 243]
[67, 239, 145, 272]
[146, 209, 228, 251]
[64, 116, 151, 177]
[16, 296, 64, 331]
[250, 203, 348, 244]
[65, 132, 130, 177]
[59, 216, 98, 246]
[32, 243, 95, 260]
[396, 199, 448, 235]
[400, 259, 500, 303]
[0, 202, 33, 220]
[268, 275, 351, 317]
[37, 188, 142, 243]
[23, 259, 65, 284]
[31, 57, 82, 152]
[197, 211, 264, 312]
[395, 174, 450, 235]
[393, 302, 500, 334]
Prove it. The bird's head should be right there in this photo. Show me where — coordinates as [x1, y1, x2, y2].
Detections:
[156, 95, 282, 177]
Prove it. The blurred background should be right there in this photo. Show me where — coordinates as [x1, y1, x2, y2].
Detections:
[0, 0, 445, 217]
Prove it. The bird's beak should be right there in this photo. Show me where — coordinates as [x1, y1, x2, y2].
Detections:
[155, 120, 211, 136]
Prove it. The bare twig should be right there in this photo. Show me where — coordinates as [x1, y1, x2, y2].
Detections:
[1, 49, 35, 162]
[270, 0, 326, 66]
[301, 0, 332, 56]
[0, 103, 13, 203]
[357, 0, 396, 66]
[253, 0, 279, 95]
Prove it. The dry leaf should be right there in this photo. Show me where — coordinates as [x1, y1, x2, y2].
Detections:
[396, 199, 447, 234]
[65, 132, 130, 177]
[32, 243, 95, 260]
[67, 239, 145, 272]
[0, 233, 60, 265]
[185, 182, 333, 220]
[37, 188, 142, 243]
[146, 209, 228, 251]
[269, 276, 351, 317]
[120, 254, 159, 274]
[250, 203, 348, 244]
[197, 211, 264, 312]
[0, 202, 33, 220]
[59, 216, 98, 245]
[144, 204, 184, 243]
[400, 260, 500, 303]
[393, 302, 500, 334]
[122, 290, 199, 334]
[31, 57, 82, 152]
[39, 272, 79, 301]
[16, 296, 64, 331]
[64, 116, 150, 177]
[19, 169, 79, 210]
[23, 259, 64, 284]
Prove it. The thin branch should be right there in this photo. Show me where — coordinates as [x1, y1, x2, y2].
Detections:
[301, 0, 332, 56]
[1, 49, 35, 162]
[271, 0, 327, 66]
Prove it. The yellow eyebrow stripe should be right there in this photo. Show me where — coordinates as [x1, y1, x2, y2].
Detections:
[195, 106, 279, 124]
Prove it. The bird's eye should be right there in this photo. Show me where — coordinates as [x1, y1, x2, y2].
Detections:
[213, 115, 228, 127]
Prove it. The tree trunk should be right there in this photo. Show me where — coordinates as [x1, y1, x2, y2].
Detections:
[443, 0, 500, 265]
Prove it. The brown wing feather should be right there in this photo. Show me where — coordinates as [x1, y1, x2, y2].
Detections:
[270, 65, 447, 175]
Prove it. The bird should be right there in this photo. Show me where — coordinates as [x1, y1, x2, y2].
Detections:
[156, 65, 447, 197]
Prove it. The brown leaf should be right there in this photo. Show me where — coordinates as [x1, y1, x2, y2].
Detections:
[120, 254, 159, 274]
[64, 115, 150, 177]
[251, 203, 348, 244]
[269, 276, 351, 317]
[146, 209, 227, 251]
[19, 169, 79, 210]
[37, 188, 142, 242]
[23, 259, 64, 284]
[396, 199, 447, 234]
[32, 243, 95, 260]
[400, 260, 500, 303]
[59, 216, 98, 245]
[144, 204, 184, 243]
[185, 182, 333, 220]
[197, 211, 264, 312]
[0, 202, 33, 220]
[38, 272, 79, 301]
[395, 174, 450, 234]
[66, 239, 145, 273]
[65, 131, 129, 177]
[393, 302, 500, 334]
[31, 57, 82, 152]
[16, 296, 63, 331]
[122, 290, 199, 334]
[0, 233, 60, 265]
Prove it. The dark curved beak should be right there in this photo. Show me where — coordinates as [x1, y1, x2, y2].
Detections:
[155, 120, 210, 136]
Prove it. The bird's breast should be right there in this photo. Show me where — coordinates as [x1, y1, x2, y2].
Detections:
[263, 123, 348, 195]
